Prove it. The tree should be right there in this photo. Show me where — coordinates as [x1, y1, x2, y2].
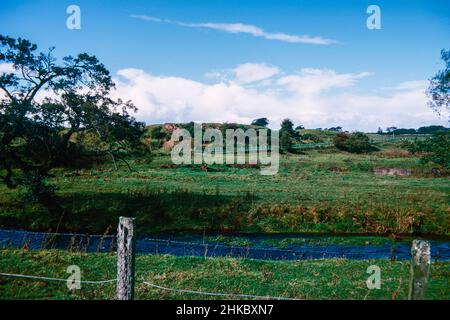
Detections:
[427, 49, 449, 116]
[417, 125, 448, 134]
[295, 125, 305, 130]
[0, 35, 146, 221]
[328, 126, 343, 132]
[280, 119, 294, 136]
[280, 131, 293, 153]
[386, 127, 397, 133]
[333, 132, 350, 151]
[386, 126, 397, 137]
[333, 132, 373, 153]
[405, 132, 450, 169]
[251, 117, 269, 127]
[392, 128, 416, 135]
[150, 125, 169, 140]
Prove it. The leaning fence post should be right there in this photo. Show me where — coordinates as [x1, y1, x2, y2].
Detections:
[408, 240, 431, 300]
[117, 216, 136, 300]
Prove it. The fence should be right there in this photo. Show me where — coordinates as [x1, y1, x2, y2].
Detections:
[0, 217, 434, 300]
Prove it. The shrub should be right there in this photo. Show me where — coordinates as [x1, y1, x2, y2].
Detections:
[300, 133, 322, 142]
[251, 117, 269, 127]
[150, 126, 170, 140]
[405, 131, 450, 168]
[280, 119, 295, 136]
[280, 131, 293, 152]
[333, 132, 373, 153]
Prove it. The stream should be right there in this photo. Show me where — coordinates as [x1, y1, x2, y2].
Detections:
[1, 229, 449, 261]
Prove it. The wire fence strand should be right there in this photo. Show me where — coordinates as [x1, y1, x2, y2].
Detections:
[0, 272, 298, 300]
[0, 272, 117, 284]
[141, 281, 299, 300]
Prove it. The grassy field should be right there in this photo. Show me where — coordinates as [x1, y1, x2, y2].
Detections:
[0, 134, 448, 235]
[1, 249, 449, 300]
[0, 133, 448, 300]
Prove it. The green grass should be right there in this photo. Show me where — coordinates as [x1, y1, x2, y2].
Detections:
[201, 235, 402, 248]
[0, 140, 448, 235]
[205, 235, 253, 247]
[1, 249, 449, 300]
[263, 236, 399, 248]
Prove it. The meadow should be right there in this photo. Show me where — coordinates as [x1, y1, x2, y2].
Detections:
[1, 249, 449, 300]
[0, 131, 449, 300]
[0, 131, 448, 236]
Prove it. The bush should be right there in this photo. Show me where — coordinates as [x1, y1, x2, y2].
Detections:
[280, 131, 293, 152]
[280, 119, 295, 136]
[251, 117, 269, 127]
[150, 126, 170, 140]
[405, 131, 450, 168]
[333, 132, 373, 153]
[300, 133, 322, 142]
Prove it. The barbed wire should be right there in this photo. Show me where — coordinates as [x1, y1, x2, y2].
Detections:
[0, 272, 117, 284]
[0, 272, 298, 300]
[140, 238, 412, 257]
[140, 281, 299, 300]
[0, 229, 115, 238]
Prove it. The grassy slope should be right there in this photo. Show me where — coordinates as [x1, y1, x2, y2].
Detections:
[1, 249, 449, 300]
[0, 138, 448, 235]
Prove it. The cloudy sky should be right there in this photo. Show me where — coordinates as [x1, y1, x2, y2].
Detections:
[1, 0, 449, 130]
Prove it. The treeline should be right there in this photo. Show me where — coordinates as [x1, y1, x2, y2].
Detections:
[377, 125, 448, 135]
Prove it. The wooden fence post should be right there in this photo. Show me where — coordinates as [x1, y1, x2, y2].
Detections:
[408, 240, 431, 300]
[117, 216, 136, 300]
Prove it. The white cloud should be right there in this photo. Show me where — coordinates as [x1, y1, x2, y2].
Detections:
[277, 68, 372, 95]
[0, 63, 15, 74]
[393, 80, 428, 91]
[206, 63, 280, 84]
[130, 15, 337, 45]
[129, 15, 163, 23]
[2, 59, 445, 131]
[111, 65, 447, 131]
[231, 63, 280, 84]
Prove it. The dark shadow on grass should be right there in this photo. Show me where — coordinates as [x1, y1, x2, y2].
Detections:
[20, 189, 257, 234]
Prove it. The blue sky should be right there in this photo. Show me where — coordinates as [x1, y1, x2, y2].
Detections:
[1, 0, 449, 130]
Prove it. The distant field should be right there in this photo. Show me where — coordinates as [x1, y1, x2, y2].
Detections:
[367, 133, 431, 142]
[0, 135, 448, 235]
[1, 249, 449, 300]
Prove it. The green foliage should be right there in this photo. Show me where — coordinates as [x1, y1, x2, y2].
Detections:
[0, 131, 448, 236]
[149, 126, 169, 140]
[0, 35, 147, 218]
[379, 125, 448, 135]
[327, 126, 343, 132]
[390, 128, 416, 134]
[405, 132, 450, 168]
[251, 117, 269, 127]
[333, 132, 373, 153]
[178, 121, 196, 136]
[417, 125, 448, 134]
[1, 250, 449, 300]
[280, 118, 295, 135]
[300, 133, 322, 143]
[280, 131, 293, 152]
[427, 49, 449, 115]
